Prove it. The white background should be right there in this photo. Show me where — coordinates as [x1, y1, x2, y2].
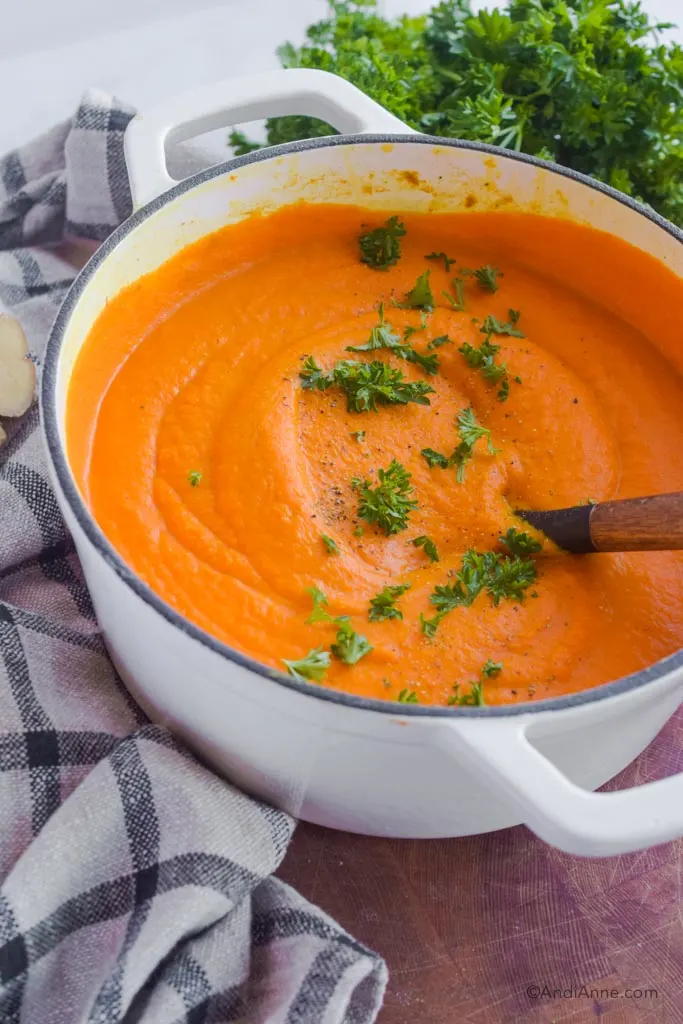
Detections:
[0, 0, 680, 154]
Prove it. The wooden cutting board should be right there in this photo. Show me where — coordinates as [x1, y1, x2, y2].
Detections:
[278, 707, 683, 1024]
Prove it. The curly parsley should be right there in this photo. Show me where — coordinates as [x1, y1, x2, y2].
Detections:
[369, 582, 411, 622]
[353, 459, 417, 535]
[300, 357, 435, 412]
[359, 215, 406, 269]
[283, 647, 330, 682]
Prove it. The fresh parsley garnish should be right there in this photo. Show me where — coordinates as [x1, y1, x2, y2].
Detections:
[300, 357, 435, 412]
[396, 270, 434, 311]
[421, 547, 538, 635]
[369, 582, 411, 622]
[187, 470, 202, 487]
[346, 306, 439, 375]
[480, 310, 524, 338]
[283, 647, 330, 682]
[420, 448, 450, 469]
[397, 689, 419, 704]
[353, 459, 417, 535]
[425, 251, 457, 272]
[359, 215, 406, 270]
[413, 535, 439, 562]
[321, 533, 340, 555]
[420, 409, 498, 481]
[442, 277, 465, 311]
[501, 527, 542, 557]
[427, 334, 452, 350]
[447, 659, 501, 705]
[463, 264, 503, 292]
[451, 407, 499, 482]
[246, 2, 683, 230]
[305, 585, 334, 625]
[459, 336, 515, 402]
[331, 618, 373, 664]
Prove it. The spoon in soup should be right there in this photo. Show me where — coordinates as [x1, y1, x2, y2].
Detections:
[517, 492, 683, 553]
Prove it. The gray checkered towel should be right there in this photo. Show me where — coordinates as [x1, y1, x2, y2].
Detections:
[0, 90, 387, 1024]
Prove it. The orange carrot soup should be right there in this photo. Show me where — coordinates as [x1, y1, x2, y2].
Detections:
[67, 205, 683, 706]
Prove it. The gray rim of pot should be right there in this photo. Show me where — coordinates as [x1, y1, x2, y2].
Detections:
[41, 132, 683, 718]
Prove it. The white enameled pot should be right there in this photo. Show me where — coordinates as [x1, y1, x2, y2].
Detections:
[41, 69, 683, 857]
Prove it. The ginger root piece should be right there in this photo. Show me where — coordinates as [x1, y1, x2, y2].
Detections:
[0, 315, 35, 418]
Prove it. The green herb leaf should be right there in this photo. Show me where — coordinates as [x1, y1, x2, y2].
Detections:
[305, 585, 334, 625]
[369, 582, 411, 621]
[448, 680, 485, 706]
[354, 525, 364, 537]
[425, 251, 457, 272]
[397, 270, 434, 311]
[423, 546, 538, 634]
[299, 355, 333, 391]
[302, 358, 435, 412]
[464, 264, 503, 292]
[283, 647, 330, 682]
[481, 658, 503, 678]
[187, 470, 202, 487]
[451, 407, 498, 483]
[427, 334, 452, 350]
[500, 527, 542, 557]
[262, 2, 683, 230]
[397, 689, 419, 704]
[480, 310, 525, 339]
[347, 308, 440, 375]
[353, 460, 417, 535]
[442, 277, 465, 311]
[331, 618, 374, 664]
[413, 535, 440, 562]
[420, 447, 450, 469]
[321, 533, 340, 555]
[359, 215, 406, 270]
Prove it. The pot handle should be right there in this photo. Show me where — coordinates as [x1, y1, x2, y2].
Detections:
[437, 714, 683, 856]
[124, 68, 415, 208]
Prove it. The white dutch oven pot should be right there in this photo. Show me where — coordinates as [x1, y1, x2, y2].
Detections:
[41, 70, 683, 857]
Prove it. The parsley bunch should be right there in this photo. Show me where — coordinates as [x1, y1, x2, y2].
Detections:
[233, 0, 683, 227]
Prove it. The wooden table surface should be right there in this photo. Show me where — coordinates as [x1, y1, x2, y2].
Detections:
[278, 709, 683, 1024]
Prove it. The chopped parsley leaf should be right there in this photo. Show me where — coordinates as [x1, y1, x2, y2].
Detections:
[413, 535, 439, 562]
[451, 407, 499, 483]
[421, 546, 538, 635]
[321, 533, 340, 555]
[305, 586, 334, 625]
[463, 264, 503, 292]
[353, 459, 417, 535]
[331, 617, 373, 664]
[420, 448, 450, 469]
[347, 308, 439, 375]
[187, 470, 202, 487]
[283, 647, 330, 682]
[396, 270, 434, 311]
[500, 527, 542, 557]
[480, 309, 525, 338]
[359, 215, 406, 270]
[397, 689, 419, 703]
[448, 659, 502, 705]
[425, 251, 457, 272]
[442, 277, 465, 311]
[459, 336, 515, 402]
[369, 582, 411, 622]
[427, 334, 452, 350]
[300, 357, 435, 412]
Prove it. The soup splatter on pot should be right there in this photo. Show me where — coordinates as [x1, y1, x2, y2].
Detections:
[67, 205, 683, 706]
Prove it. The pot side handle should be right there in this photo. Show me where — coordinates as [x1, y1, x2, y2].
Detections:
[436, 716, 683, 856]
[124, 68, 415, 208]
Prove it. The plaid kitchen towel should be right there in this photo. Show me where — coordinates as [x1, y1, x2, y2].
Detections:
[0, 91, 387, 1024]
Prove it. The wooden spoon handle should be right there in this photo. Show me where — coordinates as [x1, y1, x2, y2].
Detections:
[517, 492, 683, 553]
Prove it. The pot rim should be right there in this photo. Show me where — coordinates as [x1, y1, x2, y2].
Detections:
[41, 131, 683, 719]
